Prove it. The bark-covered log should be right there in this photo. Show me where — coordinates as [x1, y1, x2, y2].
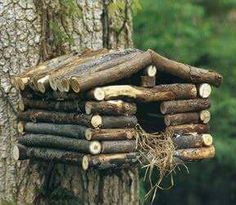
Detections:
[160, 98, 211, 114]
[13, 144, 85, 165]
[19, 98, 85, 112]
[70, 51, 152, 93]
[198, 83, 212, 98]
[18, 122, 87, 139]
[166, 124, 210, 134]
[88, 84, 197, 102]
[172, 133, 213, 149]
[82, 153, 139, 170]
[140, 76, 156, 88]
[85, 128, 138, 141]
[148, 49, 223, 87]
[174, 146, 215, 161]
[18, 111, 137, 128]
[18, 134, 101, 154]
[100, 140, 137, 153]
[85, 100, 137, 116]
[164, 110, 211, 126]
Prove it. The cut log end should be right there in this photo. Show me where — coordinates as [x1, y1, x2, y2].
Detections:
[13, 144, 28, 161]
[12, 145, 20, 161]
[82, 155, 89, 170]
[37, 82, 46, 93]
[57, 80, 65, 93]
[93, 88, 105, 101]
[89, 141, 101, 155]
[199, 83, 212, 98]
[17, 121, 25, 134]
[202, 134, 213, 146]
[200, 110, 211, 123]
[49, 78, 57, 91]
[62, 79, 70, 92]
[144, 65, 157, 77]
[85, 128, 92, 140]
[17, 100, 25, 111]
[91, 115, 102, 128]
[85, 102, 92, 115]
[70, 77, 81, 93]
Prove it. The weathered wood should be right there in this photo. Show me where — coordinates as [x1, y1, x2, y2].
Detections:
[85, 100, 137, 116]
[148, 49, 223, 87]
[174, 146, 215, 161]
[13, 144, 84, 165]
[172, 133, 213, 149]
[140, 76, 156, 88]
[82, 153, 139, 170]
[166, 124, 210, 134]
[85, 128, 138, 141]
[101, 140, 137, 153]
[198, 83, 212, 98]
[18, 134, 101, 154]
[160, 98, 211, 114]
[70, 51, 152, 93]
[18, 122, 87, 139]
[164, 110, 211, 126]
[19, 98, 85, 112]
[88, 84, 197, 102]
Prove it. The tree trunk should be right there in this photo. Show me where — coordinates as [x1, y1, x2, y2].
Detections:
[0, 0, 139, 204]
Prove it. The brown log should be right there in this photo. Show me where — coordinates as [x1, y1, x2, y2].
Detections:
[70, 51, 152, 93]
[19, 98, 85, 112]
[148, 49, 223, 87]
[174, 146, 215, 161]
[85, 128, 138, 141]
[18, 111, 137, 129]
[140, 76, 156, 88]
[82, 153, 139, 170]
[198, 83, 212, 98]
[87, 84, 197, 102]
[85, 100, 137, 116]
[164, 110, 211, 126]
[166, 124, 210, 134]
[100, 140, 137, 153]
[160, 98, 211, 114]
[172, 133, 213, 149]
[18, 122, 87, 139]
[18, 134, 101, 154]
[13, 144, 84, 165]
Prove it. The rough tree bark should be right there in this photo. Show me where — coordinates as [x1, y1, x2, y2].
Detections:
[0, 0, 139, 204]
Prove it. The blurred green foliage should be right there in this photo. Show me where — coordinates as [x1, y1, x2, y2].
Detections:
[134, 0, 236, 204]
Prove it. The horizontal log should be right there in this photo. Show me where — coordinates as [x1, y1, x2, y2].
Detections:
[172, 133, 213, 149]
[148, 49, 223, 87]
[174, 146, 215, 161]
[100, 140, 137, 153]
[82, 153, 139, 170]
[18, 98, 85, 112]
[18, 134, 101, 154]
[166, 124, 210, 134]
[87, 84, 197, 102]
[70, 51, 152, 93]
[140, 76, 156, 88]
[13, 144, 84, 165]
[85, 128, 138, 141]
[160, 98, 211, 114]
[85, 100, 137, 116]
[164, 110, 211, 126]
[18, 110, 136, 128]
[18, 122, 87, 139]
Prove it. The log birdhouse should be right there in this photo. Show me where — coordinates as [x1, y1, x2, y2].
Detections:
[12, 48, 222, 170]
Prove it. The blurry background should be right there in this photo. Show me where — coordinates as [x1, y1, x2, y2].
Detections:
[133, 0, 236, 204]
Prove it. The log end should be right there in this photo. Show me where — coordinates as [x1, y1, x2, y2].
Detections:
[85, 128, 92, 140]
[17, 100, 25, 112]
[85, 102, 92, 115]
[62, 79, 70, 92]
[82, 155, 89, 170]
[199, 83, 212, 98]
[57, 80, 65, 93]
[37, 82, 46, 93]
[49, 78, 58, 91]
[89, 141, 101, 155]
[200, 110, 211, 124]
[202, 134, 213, 146]
[91, 115, 102, 128]
[70, 77, 81, 93]
[17, 121, 25, 134]
[13, 144, 28, 161]
[160, 103, 167, 114]
[145, 65, 157, 77]
[93, 88, 105, 101]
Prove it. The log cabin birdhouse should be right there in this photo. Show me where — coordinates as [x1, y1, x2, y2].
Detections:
[12, 48, 222, 170]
